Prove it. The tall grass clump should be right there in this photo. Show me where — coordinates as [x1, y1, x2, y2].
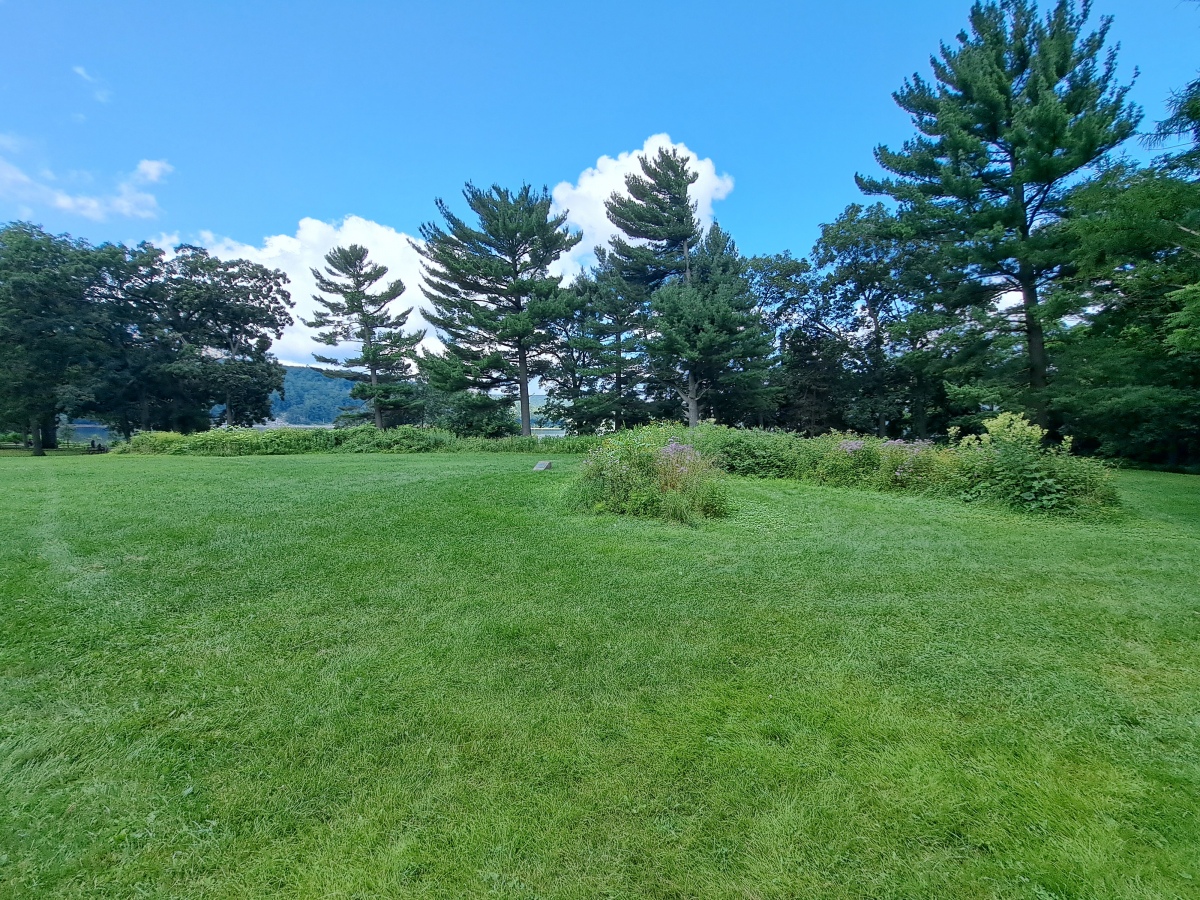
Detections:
[571, 429, 729, 524]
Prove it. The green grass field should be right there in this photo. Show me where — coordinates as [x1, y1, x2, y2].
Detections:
[2, 454, 1198, 898]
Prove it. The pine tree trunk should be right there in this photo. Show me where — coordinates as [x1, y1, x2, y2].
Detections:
[226, 391, 234, 428]
[614, 328, 625, 429]
[518, 346, 532, 437]
[1013, 175, 1050, 425]
[686, 372, 700, 428]
[1020, 271, 1050, 427]
[370, 364, 383, 430]
[683, 239, 692, 286]
[30, 415, 44, 457]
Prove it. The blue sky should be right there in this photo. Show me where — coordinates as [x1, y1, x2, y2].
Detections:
[1, 0, 1196, 362]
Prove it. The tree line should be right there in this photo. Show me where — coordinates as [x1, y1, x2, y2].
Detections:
[3, 0, 1198, 463]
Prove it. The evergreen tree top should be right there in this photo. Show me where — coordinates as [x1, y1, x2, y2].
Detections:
[605, 147, 703, 288]
[417, 183, 580, 309]
[857, 0, 1141, 220]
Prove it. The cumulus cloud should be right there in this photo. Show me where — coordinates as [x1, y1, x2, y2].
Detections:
[551, 133, 734, 277]
[0, 153, 170, 221]
[196, 134, 734, 366]
[196, 216, 434, 367]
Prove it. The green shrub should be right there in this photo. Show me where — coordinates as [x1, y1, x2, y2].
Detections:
[127, 431, 191, 454]
[117, 416, 1116, 515]
[333, 425, 456, 454]
[953, 413, 1117, 512]
[572, 429, 729, 524]
[811, 436, 885, 488]
[688, 426, 805, 478]
[874, 441, 961, 495]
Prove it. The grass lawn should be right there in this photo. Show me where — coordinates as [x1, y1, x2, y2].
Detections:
[1, 454, 1198, 898]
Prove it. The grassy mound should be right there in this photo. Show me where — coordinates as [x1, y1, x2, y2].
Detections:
[571, 428, 730, 524]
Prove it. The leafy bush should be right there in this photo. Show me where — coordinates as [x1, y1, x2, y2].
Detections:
[333, 426, 457, 454]
[572, 429, 729, 524]
[0, 431, 25, 444]
[688, 426, 805, 478]
[952, 413, 1117, 512]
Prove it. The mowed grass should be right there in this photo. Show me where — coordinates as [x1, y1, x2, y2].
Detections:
[1, 455, 1198, 899]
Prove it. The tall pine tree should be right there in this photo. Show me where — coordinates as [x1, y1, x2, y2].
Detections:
[416, 183, 581, 436]
[303, 245, 424, 429]
[857, 0, 1140, 420]
[605, 147, 702, 290]
[542, 250, 652, 432]
[644, 225, 776, 427]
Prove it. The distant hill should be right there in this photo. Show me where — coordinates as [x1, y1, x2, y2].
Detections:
[271, 367, 362, 425]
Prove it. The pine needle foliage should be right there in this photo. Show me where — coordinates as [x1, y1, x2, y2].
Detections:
[857, 0, 1141, 408]
[417, 183, 581, 436]
[606, 147, 703, 289]
[302, 244, 424, 429]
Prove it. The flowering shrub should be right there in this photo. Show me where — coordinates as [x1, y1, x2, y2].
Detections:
[952, 413, 1117, 512]
[572, 429, 729, 524]
[813, 435, 883, 487]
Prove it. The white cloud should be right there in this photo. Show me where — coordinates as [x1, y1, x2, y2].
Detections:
[0, 154, 170, 221]
[197, 216, 434, 367]
[551, 132, 734, 277]
[195, 134, 734, 366]
[0, 133, 22, 153]
[72, 65, 111, 103]
[134, 159, 173, 184]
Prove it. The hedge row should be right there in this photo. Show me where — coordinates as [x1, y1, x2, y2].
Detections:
[120, 426, 602, 457]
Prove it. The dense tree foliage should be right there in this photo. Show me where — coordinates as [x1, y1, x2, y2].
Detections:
[643, 226, 775, 427]
[858, 0, 1140, 421]
[0, 225, 292, 451]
